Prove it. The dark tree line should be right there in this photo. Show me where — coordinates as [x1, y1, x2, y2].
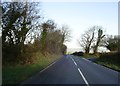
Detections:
[2, 2, 70, 65]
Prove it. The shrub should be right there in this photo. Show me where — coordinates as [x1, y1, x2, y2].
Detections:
[99, 52, 120, 65]
[72, 51, 84, 56]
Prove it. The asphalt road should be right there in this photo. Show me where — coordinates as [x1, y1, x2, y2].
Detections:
[21, 55, 119, 85]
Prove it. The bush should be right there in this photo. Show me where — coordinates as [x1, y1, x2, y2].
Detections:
[99, 52, 120, 65]
[72, 51, 84, 56]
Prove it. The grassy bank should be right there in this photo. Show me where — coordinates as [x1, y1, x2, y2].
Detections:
[95, 61, 120, 71]
[83, 54, 98, 58]
[79, 52, 120, 72]
[95, 52, 120, 72]
[2, 52, 62, 85]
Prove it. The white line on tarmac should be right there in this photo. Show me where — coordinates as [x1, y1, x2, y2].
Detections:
[39, 61, 56, 73]
[78, 68, 90, 86]
[71, 57, 89, 86]
[74, 61, 77, 66]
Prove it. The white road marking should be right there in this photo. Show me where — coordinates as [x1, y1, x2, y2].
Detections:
[71, 57, 75, 62]
[40, 61, 56, 73]
[78, 68, 89, 86]
[71, 57, 89, 86]
[82, 58, 91, 62]
[23, 61, 57, 83]
[71, 58, 74, 61]
[74, 61, 77, 66]
[71, 57, 77, 66]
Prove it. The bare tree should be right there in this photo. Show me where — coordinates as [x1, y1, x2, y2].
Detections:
[79, 27, 95, 54]
[93, 26, 105, 54]
[60, 25, 71, 43]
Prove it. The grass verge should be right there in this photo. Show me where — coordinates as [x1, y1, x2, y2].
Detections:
[95, 61, 120, 72]
[95, 58, 120, 72]
[81, 54, 99, 58]
[79, 52, 120, 72]
[2, 52, 62, 85]
[95, 52, 120, 72]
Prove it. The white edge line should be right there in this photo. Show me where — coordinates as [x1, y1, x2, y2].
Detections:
[82, 58, 91, 62]
[78, 68, 89, 86]
[40, 61, 56, 73]
[21, 58, 61, 85]
[39, 56, 63, 73]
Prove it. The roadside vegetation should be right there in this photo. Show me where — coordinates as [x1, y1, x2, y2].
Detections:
[76, 27, 120, 71]
[3, 53, 62, 84]
[2, 2, 71, 85]
[95, 52, 120, 71]
[83, 54, 98, 58]
[1, 1, 119, 85]
[94, 35, 120, 71]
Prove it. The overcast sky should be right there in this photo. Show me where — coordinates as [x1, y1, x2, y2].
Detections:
[41, 2, 118, 51]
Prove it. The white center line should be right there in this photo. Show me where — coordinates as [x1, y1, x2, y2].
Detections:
[71, 57, 89, 86]
[78, 68, 89, 86]
[71, 58, 77, 66]
[74, 61, 77, 66]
